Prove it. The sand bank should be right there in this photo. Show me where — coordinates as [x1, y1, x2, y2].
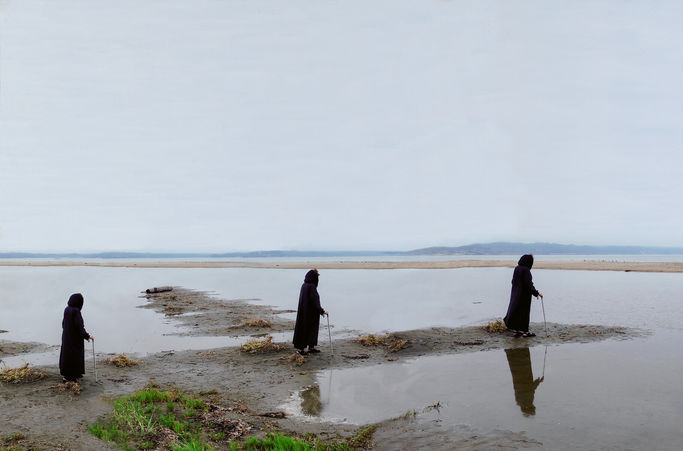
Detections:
[2, 259, 683, 272]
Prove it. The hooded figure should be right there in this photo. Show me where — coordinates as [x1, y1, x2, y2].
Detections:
[504, 254, 542, 337]
[292, 269, 326, 354]
[59, 293, 92, 381]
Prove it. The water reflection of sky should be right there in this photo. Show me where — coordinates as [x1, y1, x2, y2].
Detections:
[2, 265, 683, 352]
[286, 334, 683, 449]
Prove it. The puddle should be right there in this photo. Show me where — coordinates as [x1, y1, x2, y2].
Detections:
[284, 333, 683, 449]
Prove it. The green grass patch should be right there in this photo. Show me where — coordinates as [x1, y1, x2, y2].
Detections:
[237, 427, 376, 451]
[90, 386, 377, 451]
[89, 385, 213, 450]
[243, 433, 348, 450]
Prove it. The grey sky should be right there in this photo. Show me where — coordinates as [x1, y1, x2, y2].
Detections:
[1, 0, 682, 252]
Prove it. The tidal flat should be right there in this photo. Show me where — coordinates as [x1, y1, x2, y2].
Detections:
[1, 266, 682, 449]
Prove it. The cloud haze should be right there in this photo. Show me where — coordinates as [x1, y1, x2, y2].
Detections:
[1, 0, 682, 252]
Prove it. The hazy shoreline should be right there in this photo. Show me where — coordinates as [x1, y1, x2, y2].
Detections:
[2, 259, 683, 272]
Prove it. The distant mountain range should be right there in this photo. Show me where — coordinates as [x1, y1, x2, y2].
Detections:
[0, 250, 401, 259]
[405, 242, 683, 255]
[2, 242, 683, 259]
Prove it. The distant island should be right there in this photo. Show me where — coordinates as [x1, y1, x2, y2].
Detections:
[2, 242, 683, 259]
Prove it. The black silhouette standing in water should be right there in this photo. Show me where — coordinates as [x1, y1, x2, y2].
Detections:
[505, 347, 543, 416]
[293, 269, 328, 355]
[59, 293, 94, 382]
[504, 254, 543, 337]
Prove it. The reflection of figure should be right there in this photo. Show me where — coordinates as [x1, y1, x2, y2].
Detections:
[504, 254, 543, 337]
[300, 384, 322, 416]
[505, 347, 543, 416]
[293, 269, 328, 355]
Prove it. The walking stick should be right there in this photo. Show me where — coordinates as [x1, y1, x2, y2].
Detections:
[326, 313, 333, 355]
[92, 338, 98, 382]
[540, 295, 548, 337]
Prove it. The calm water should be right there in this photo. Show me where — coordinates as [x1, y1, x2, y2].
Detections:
[287, 335, 683, 450]
[1, 265, 682, 352]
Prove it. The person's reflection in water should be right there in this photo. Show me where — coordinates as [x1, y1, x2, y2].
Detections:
[300, 384, 323, 416]
[505, 347, 543, 416]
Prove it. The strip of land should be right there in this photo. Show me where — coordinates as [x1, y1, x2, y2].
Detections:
[1, 260, 683, 272]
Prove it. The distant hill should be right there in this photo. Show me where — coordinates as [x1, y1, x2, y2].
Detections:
[406, 242, 683, 255]
[3, 243, 683, 259]
[0, 250, 401, 259]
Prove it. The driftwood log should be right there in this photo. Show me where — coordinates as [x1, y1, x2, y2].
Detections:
[145, 286, 173, 294]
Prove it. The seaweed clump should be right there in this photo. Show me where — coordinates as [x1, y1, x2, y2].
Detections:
[104, 354, 142, 368]
[0, 364, 50, 384]
[242, 318, 272, 328]
[286, 353, 306, 367]
[355, 334, 408, 353]
[484, 319, 508, 333]
[240, 336, 288, 354]
[55, 381, 83, 396]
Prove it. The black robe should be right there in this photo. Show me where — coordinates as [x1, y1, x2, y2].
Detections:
[504, 254, 539, 332]
[292, 270, 325, 350]
[59, 293, 90, 380]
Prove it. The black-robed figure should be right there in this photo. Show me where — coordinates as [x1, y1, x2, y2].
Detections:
[293, 269, 327, 355]
[504, 254, 543, 337]
[505, 347, 543, 416]
[59, 293, 93, 381]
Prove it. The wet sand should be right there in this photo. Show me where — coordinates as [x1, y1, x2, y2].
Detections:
[2, 259, 683, 272]
[0, 288, 644, 450]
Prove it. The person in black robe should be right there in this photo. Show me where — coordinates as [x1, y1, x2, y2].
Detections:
[292, 269, 328, 355]
[59, 293, 94, 382]
[505, 347, 543, 416]
[504, 254, 543, 337]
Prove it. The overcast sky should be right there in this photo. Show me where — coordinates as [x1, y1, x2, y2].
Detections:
[1, 0, 683, 253]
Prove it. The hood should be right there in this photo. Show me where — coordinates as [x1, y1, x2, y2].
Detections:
[304, 269, 319, 286]
[67, 293, 84, 310]
[518, 254, 534, 269]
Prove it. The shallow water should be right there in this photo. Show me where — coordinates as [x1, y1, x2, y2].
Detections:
[1, 265, 682, 356]
[286, 333, 683, 449]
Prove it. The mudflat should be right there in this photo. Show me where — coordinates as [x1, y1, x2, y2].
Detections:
[0, 288, 644, 450]
[2, 259, 683, 272]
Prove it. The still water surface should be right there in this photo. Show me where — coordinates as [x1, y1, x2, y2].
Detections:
[1, 265, 682, 355]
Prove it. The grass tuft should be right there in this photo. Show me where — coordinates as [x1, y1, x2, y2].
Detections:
[287, 353, 306, 367]
[483, 319, 507, 333]
[242, 318, 272, 328]
[55, 381, 83, 395]
[104, 354, 142, 368]
[89, 386, 216, 450]
[347, 424, 378, 449]
[355, 334, 408, 353]
[0, 364, 50, 384]
[240, 336, 288, 354]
